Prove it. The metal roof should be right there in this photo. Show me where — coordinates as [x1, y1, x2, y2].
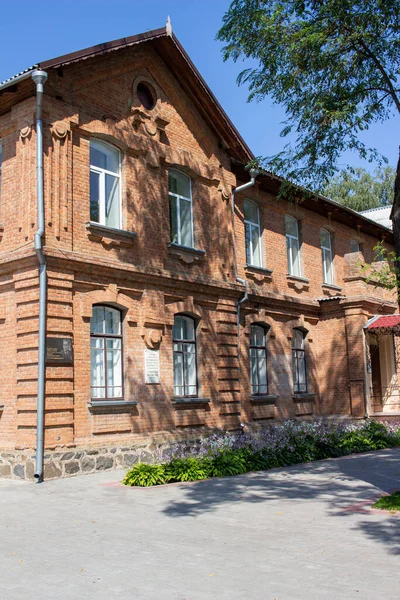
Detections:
[0, 65, 38, 87]
[364, 315, 400, 330]
[316, 295, 345, 302]
[360, 205, 393, 230]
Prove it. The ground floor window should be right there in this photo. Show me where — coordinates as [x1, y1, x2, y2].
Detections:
[173, 314, 197, 397]
[250, 324, 268, 395]
[90, 305, 123, 399]
[292, 328, 307, 394]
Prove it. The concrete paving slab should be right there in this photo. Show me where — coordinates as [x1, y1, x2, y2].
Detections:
[0, 449, 399, 600]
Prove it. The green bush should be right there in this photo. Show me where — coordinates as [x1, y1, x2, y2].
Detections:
[209, 450, 247, 477]
[123, 463, 166, 487]
[122, 420, 400, 487]
[165, 457, 211, 483]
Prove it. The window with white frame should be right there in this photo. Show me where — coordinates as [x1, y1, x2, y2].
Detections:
[250, 324, 268, 395]
[90, 140, 121, 229]
[350, 239, 360, 253]
[285, 215, 301, 276]
[320, 228, 334, 284]
[292, 328, 307, 394]
[173, 315, 197, 397]
[90, 305, 123, 400]
[244, 199, 262, 267]
[168, 170, 193, 248]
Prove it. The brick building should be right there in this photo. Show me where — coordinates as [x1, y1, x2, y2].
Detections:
[0, 25, 398, 480]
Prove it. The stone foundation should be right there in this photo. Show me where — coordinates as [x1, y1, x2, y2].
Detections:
[0, 430, 219, 481]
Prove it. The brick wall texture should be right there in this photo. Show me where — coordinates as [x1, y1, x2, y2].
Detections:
[0, 39, 398, 478]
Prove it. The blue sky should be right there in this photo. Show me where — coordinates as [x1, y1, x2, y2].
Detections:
[0, 0, 397, 172]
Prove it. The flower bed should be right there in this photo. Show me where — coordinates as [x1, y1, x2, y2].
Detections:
[122, 419, 400, 487]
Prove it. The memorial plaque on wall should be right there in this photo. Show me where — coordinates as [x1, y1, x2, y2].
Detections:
[46, 337, 73, 365]
[145, 348, 160, 384]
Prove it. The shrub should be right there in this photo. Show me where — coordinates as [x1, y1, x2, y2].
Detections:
[208, 449, 247, 478]
[165, 457, 211, 483]
[122, 419, 400, 486]
[123, 463, 166, 487]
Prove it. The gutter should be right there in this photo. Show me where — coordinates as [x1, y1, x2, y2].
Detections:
[0, 68, 37, 92]
[231, 169, 258, 409]
[31, 70, 48, 482]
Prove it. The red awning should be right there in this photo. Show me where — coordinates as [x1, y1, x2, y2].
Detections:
[365, 315, 400, 331]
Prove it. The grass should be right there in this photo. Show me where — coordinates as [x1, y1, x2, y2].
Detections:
[372, 491, 400, 513]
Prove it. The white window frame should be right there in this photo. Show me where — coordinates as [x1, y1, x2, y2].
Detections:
[285, 215, 301, 277]
[90, 305, 123, 401]
[168, 169, 194, 248]
[90, 140, 122, 229]
[244, 199, 262, 267]
[173, 314, 198, 397]
[320, 228, 334, 284]
[292, 328, 307, 394]
[250, 324, 268, 395]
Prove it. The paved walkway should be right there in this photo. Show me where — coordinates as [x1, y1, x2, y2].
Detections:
[0, 449, 399, 600]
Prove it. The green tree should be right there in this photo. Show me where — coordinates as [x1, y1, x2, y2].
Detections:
[323, 166, 395, 211]
[218, 0, 400, 259]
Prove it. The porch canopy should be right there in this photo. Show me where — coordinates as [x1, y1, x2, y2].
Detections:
[364, 315, 400, 335]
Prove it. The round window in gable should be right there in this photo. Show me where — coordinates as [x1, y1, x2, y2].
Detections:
[137, 82, 156, 110]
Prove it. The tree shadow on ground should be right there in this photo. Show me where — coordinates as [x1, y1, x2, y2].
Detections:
[161, 448, 400, 554]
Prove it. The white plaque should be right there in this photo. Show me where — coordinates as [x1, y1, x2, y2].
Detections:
[145, 348, 160, 384]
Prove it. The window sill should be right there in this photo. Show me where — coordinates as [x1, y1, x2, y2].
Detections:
[245, 265, 273, 282]
[286, 274, 310, 291]
[86, 222, 137, 247]
[321, 283, 342, 292]
[88, 400, 138, 411]
[250, 394, 278, 405]
[286, 274, 309, 284]
[172, 397, 210, 406]
[292, 393, 316, 402]
[167, 242, 206, 265]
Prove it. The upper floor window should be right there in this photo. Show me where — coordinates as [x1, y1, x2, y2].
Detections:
[244, 199, 262, 267]
[285, 215, 301, 277]
[168, 170, 193, 248]
[90, 140, 121, 229]
[350, 239, 360, 253]
[173, 314, 197, 397]
[320, 228, 334, 284]
[250, 324, 268, 395]
[90, 305, 123, 400]
[292, 328, 307, 394]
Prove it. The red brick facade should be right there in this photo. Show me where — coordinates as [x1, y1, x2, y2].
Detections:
[0, 29, 397, 478]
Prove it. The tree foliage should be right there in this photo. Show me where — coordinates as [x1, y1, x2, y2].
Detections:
[217, 0, 400, 191]
[323, 165, 395, 211]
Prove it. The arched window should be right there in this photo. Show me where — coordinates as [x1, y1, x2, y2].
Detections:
[173, 315, 197, 397]
[90, 305, 123, 400]
[285, 215, 301, 276]
[168, 170, 193, 248]
[350, 239, 360, 253]
[292, 329, 307, 394]
[244, 199, 262, 267]
[90, 140, 121, 228]
[320, 228, 333, 284]
[250, 324, 268, 395]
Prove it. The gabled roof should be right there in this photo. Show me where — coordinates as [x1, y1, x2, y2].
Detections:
[0, 25, 394, 243]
